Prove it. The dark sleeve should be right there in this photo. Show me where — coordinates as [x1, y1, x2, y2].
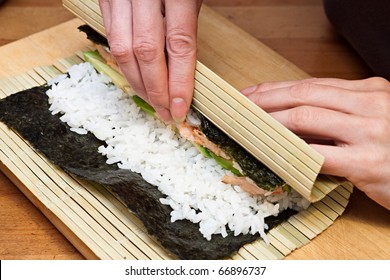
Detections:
[323, 0, 390, 80]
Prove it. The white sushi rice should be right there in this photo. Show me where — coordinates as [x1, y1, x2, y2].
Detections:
[47, 62, 310, 242]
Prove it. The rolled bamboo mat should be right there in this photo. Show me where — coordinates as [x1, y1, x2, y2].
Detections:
[0, 53, 353, 260]
[62, 0, 349, 203]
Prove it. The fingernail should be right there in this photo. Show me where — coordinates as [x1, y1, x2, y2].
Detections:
[156, 108, 172, 123]
[241, 85, 258, 95]
[174, 116, 186, 124]
[171, 97, 187, 124]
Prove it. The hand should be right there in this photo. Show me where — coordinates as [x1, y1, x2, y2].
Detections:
[241, 77, 390, 210]
[99, 0, 203, 123]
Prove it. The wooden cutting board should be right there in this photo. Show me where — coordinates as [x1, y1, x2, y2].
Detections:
[0, 5, 389, 259]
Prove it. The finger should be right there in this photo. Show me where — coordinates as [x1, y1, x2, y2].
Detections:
[165, 0, 200, 123]
[309, 144, 353, 177]
[107, 0, 148, 101]
[315, 143, 390, 211]
[132, 0, 171, 122]
[246, 82, 380, 117]
[98, 0, 111, 37]
[269, 106, 362, 143]
[241, 77, 390, 95]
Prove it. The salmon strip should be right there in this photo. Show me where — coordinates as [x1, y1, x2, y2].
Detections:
[94, 44, 122, 74]
[176, 122, 230, 159]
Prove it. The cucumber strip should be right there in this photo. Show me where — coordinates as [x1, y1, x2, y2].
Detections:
[83, 51, 132, 94]
[132, 95, 156, 115]
[208, 149, 243, 176]
[194, 143, 212, 158]
[195, 144, 242, 175]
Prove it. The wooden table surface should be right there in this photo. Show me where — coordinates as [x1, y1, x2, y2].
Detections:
[0, 0, 388, 260]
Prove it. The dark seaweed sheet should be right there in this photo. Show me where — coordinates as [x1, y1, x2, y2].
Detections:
[0, 85, 296, 259]
[78, 25, 109, 48]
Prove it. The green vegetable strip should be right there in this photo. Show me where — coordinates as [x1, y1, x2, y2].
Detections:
[83, 51, 131, 93]
[132, 95, 156, 115]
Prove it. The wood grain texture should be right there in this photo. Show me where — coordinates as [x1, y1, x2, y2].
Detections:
[0, 0, 387, 260]
[203, 0, 372, 79]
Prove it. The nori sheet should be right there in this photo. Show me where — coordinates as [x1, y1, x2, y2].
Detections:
[0, 85, 296, 259]
[78, 25, 109, 48]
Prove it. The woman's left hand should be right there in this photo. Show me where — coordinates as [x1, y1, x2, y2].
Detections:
[241, 77, 390, 210]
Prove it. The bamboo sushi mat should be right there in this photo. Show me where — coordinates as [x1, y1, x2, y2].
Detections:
[0, 52, 353, 260]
